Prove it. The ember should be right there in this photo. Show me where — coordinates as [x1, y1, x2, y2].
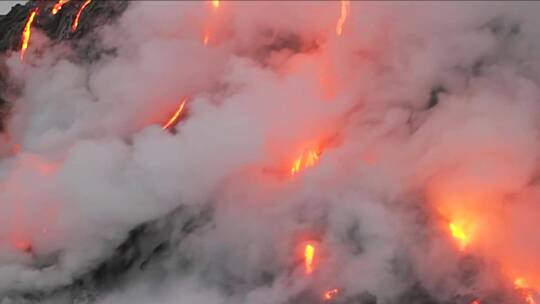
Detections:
[323, 288, 339, 301]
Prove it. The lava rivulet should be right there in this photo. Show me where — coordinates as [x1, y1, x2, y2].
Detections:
[71, 0, 92, 32]
[304, 243, 316, 275]
[51, 0, 69, 15]
[291, 148, 321, 175]
[20, 9, 38, 61]
[336, 1, 350, 36]
[162, 100, 187, 131]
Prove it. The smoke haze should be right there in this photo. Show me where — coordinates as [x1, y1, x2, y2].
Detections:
[1, 1, 540, 303]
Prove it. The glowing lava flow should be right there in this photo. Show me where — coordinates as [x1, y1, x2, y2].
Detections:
[203, 0, 220, 45]
[448, 221, 471, 250]
[336, 0, 350, 36]
[291, 148, 320, 175]
[71, 0, 92, 32]
[515, 278, 537, 304]
[51, 0, 69, 15]
[20, 9, 38, 61]
[323, 288, 339, 301]
[162, 100, 187, 130]
[304, 243, 315, 275]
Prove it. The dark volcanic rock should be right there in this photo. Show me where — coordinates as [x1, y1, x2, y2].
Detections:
[0, 1, 128, 54]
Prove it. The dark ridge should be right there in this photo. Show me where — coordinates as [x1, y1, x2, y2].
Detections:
[0, 1, 128, 54]
[4, 206, 212, 302]
[427, 86, 446, 109]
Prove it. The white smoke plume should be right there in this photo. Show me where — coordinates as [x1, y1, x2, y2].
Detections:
[1, 1, 540, 303]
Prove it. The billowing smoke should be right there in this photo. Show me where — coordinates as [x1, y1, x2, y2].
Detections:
[0, 1, 539, 303]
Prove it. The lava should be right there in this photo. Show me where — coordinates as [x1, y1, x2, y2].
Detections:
[13, 239, 32, 253]
[448, 221, 472, 250]
[304, 243, 315, 275]
[71, 0, 92, 32]
[51, 0, 69, 15]
[336, 0, 350, 36]
[290, 148, 321, 175]
[323, 288, 339, 301]
[20, 8, 38, 61]
[162, 99, 187, 130]
[515, 278, 537, 304]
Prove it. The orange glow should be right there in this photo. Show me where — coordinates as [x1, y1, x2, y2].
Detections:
[71, 0, 92, 32]
[20, 9, 38, 61]
[203, 33, 210, 45]
[212, 0, 220, 9]
[470, 300, 481, 304]
[515, 278, 537, 304]
[516, 278, 529, 289]
[291, 148, 321, 175]
[13, 239, 31, 253]
[336, 1, 350, 36]
[323, 288, 339, 301]
[448, 221, 472, 250]
[12, 144, 21, 155]
[51, 0, 69, 15]
[304, 243, 315, 275]
[162, 99, 187, 130]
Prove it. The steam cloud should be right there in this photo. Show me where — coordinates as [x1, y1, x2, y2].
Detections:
[1, 1, 540, 303]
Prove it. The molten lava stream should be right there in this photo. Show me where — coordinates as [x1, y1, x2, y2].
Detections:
[448, 221, 472, 250]
[162, 99, 187, 131]
[290, 148, 321, 175]
[203, 0, 221, 45]
[20, 8, 38, 61]
[71, 0, 92, 32]
[304, 243, 316, 275]
[336, 0, 350, 36]
[51, 0, 69, 15]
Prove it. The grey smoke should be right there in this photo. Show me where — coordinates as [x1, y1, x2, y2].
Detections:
[0, 1, 540, 303]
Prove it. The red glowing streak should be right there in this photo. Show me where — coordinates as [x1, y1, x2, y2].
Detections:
[51, 0, 69, 15]
[336, 1, 350, 36]
[162, 100, 187, 130]
[291, 148, 320, 175]
[470, 300, 481, 304]
[323, 288, 339, 301]
[304, 243, 315, 275]
[13, 239, 32, 253]
[71, 0, 92, 32]
[20, 9, 38, 61]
